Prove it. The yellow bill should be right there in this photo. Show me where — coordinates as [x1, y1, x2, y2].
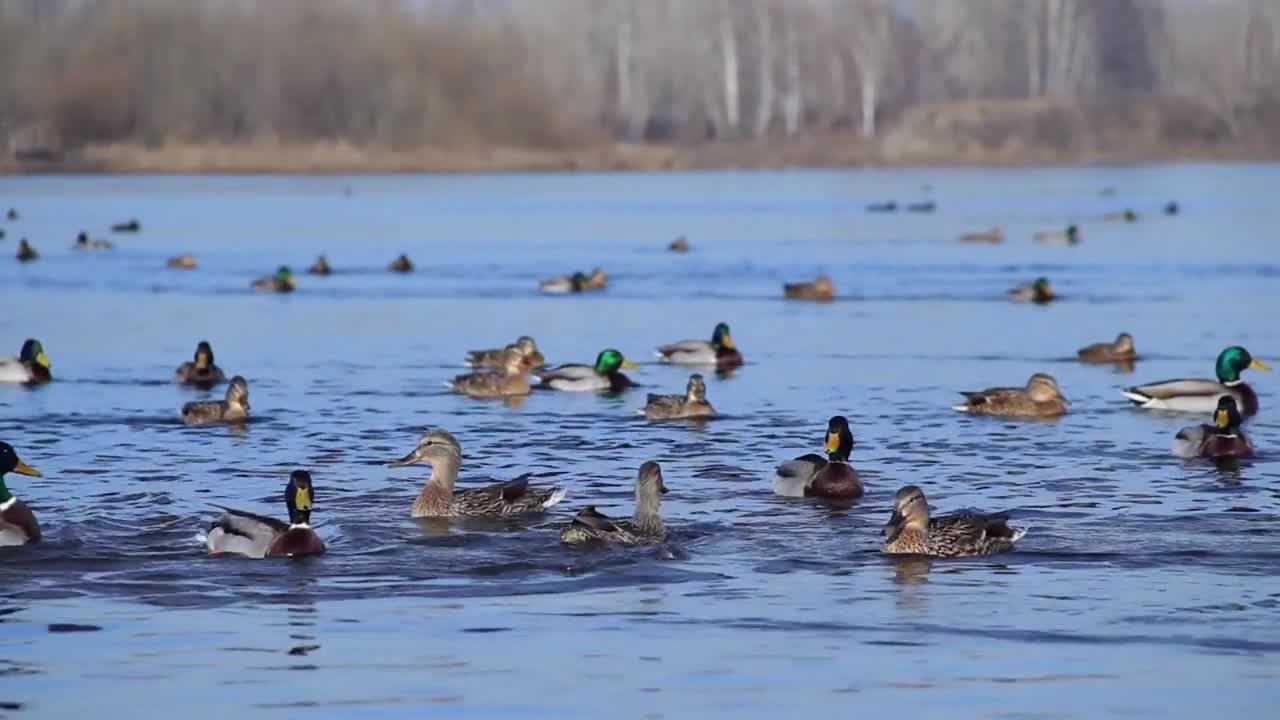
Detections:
[1250, 359, 1272, 371]
[13, 459, 42, 477]
[825, 431, 840, 453]
[1215, 408, 1230, 428]
[35, 351, 51, 369]
[294, 486, 312, 511]
[621, 360, 640, 369]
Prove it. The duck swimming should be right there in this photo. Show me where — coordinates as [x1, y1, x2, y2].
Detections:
[656, 322, 742, 369]
[582, 267, 608, 290]
[1078, 333, 1138, 363]
[251, 266, 296, 293]
[960, 227, 1003, 243]
[387, 429, 565, 518]
[448, 346, 532, 398]
[166, 254, 197, 269]
[1172, 396, 1252, 459]
[388, 254, 413, 273]
[111, 219, 141, 233]
[560, 461, 669, 545]
[881, 485, 1025, 558]
[1008, 277, 1055, 304]
[783, 275, 834, 301]
[465, 336, 545, 370]
[668, 237, 690, 253]
[539, 271, 589, 294]
[206, 470, 325, 558]
[1102, 209, 1138, 222]
[173, 340, 227, 388]
[0, 443, 43, 546]
[771, 415, 863, 499]
[535, 349, 638, 392]
[73, 231, 113, 250]
[308, 255, 332, 275]
[866, 201, 896, 212]
[181, 375, 250, 425]
[16, 239, 37, 262]
[1123, 346, 1270, 416]
[0, 339, 52, 384]
[952, 373, 1068, 418]
[1034, 225, 1080, 245]
[642, 374, 716, 420]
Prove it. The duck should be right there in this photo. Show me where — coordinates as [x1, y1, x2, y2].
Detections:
[73, 231, 113, 250]
[560, 461, 669, 545]
[582, 267, 608, 290]
[866, 201, 896, 212]
[0, 443, 43, 546]
[1077, 333, 1137, 363]
[388, 254, 414, 273]
[1103, 209, 1138, 222]
[906, 201, 936, 213]
[387, 429, 565, 518]
[771, 415, 863, 499]
[642, 374, 716, 420]
[5, 209, 16, 221]
[0, 339, 52, 384]
[251, 266, 296, 293]
[535, 349, 638, 392]
[952, 373, 1068, 417]
[181, 375, 250, 425]
[447, 346, 532, 398]
[111, 219, 141, 233]
[16, 239, 37, 262]
[1122, 345, 1270, 416]
[783, 275, 834, 301]
[539, 271, 589, 294]
[881, 485, 1025, 558]
[173, 340, 227, 388]
[166, 254, 197, 269]
[1172, 397, 1253, 460]
[206, 470, 325, 558]
[1034, 224, 1080, 244]
[1008, 277, 1055, 304]
[1164, 201, 1180, 216]
[668, 236, 690, 253]
[465, 336, 545, 370]
[307, 255, 332, 275]
[959, 226, 1003, 243]
[655, 322, 743, 369]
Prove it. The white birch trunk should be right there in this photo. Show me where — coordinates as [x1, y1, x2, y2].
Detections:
[719, 3, 740, 136]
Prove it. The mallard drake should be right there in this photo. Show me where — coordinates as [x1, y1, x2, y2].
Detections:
[389, 254, 413, 273]
[907, 201, 936, 213]
[111, 219, 141, 233]
[1172, 397, 1252, 459]
[668, 237, 690, 253]
[771, 415, 863, 499]
[539, 271, 589, 294]
[560, 461, 669, 545]
[173, 340, 227, 388]
[1008, 277, 1055, 304]
[16, 239, 37, 262]
[308, 255, 332, 275]
[448, 347, 532, 398]
[656, 322, 743, 369]
[1164, 201, 1180, 216]
[251, 266, 296, 293]
[1122, 346, 1270, 416]
[1078, 333, 1137, 363]
[465, 336, 545, 370]
[166, 254, 197, 269]
[206, 470, 325, 558]
[866, 201, 896, 212]
[783, 275, 834, 301]
[0, 443, 43, 546]
[952, 373, 1068, 417]
[642, 374, 715, 420]
[73, 231, 113, 250]
[1034, 224, 1080, 244]
[1103, 209, 1138, 222]
[181, 375, 249, 425]
[535, 349, 638, 392]
[387, 429, 565, 518]
[0, 339, 52, 384]
[881, 485, 1025, 558]
[960, 226, 1003, 243]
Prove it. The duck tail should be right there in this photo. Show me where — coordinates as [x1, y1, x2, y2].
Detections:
[951, 403, 972, 413]
[1120, 388, 1150, 405]
[542, 487, 567, 509]
[1009, 527, 1027, 543]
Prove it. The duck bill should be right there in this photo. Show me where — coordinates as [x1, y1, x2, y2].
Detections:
[1250, 359, 1272, 371]
[35, 351, 51, 369]
[881, 511, 906, 542]
[1215, 408, 1229, 429]
[825, 432, 840, 454]
[620, 360, 640, 369]
[387, 449, 422, 468]
[720, 335, 735, 350]
[13, 460, 42, 477]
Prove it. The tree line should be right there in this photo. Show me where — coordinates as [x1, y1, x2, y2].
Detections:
[1, 0, 1277, 153]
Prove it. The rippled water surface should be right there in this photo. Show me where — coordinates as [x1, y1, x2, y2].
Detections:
[1, 166, 1278, 718]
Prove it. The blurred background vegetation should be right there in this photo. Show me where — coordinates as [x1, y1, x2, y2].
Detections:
[1, 0, 1278, 170]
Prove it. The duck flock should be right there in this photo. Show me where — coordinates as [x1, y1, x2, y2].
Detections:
[0, 196, 1268, 561]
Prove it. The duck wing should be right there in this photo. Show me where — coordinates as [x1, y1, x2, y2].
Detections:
[0, 357, 31, 383]
[1172, 424, 1211, 458]
[570, 505, 626, 533]
[1122, 378, 1223, 401]
[931, 511, 1023, 543]
[772, 453, 826, 497]
[207, 507, 286, 557]
[533, 364, 595, 382]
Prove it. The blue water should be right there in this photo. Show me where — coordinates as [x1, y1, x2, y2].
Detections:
[1, 165, 1278, 718]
